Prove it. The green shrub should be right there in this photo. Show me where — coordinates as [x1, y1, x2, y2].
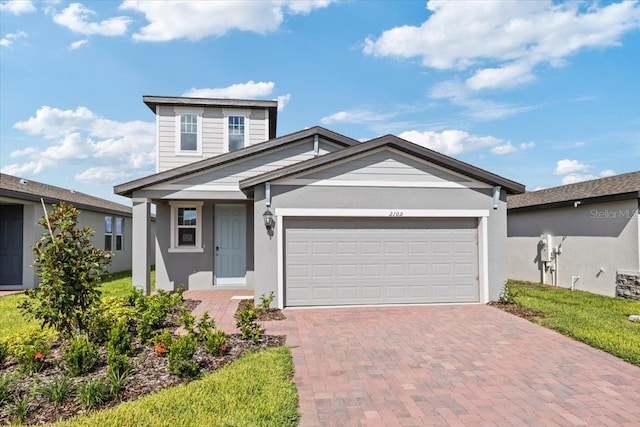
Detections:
[0, 373, 15, 406]
[7, 329, 51, 374]
[85, 297, 136, 343]
[179, 307, 196, 335]
[498, 280, 516, 304]
[9, 394, 32, 424]
[235, 304, 260, 343]
[63, 335, 100, 377]
[19, 202, 112, 338]
[106, 321, 133, 357]
[167, 335, 199, 378]
[203, 329, 227, 356]
[36, 375, 74, 406]
[0, 340, 6, 366]
[134, 290, 183, 343]
[151, 329, 173, 356]
[77, 377, 109, 409]
[106, 367, 130, 398]
[106, 352, 132, 377]
[258, 291, 275, 311]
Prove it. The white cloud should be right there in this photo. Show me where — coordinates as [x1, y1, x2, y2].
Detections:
[75, 167, 132, 184]
[183, 81, 275, 99]
[121, 0, 335, 42]
[7, 105, 155, 180]
[69, 39, 88, 50]
[398, 129, 503, 156]
[321, 109, 395, 125]
[0, 30, 27, 47]
[490, 143, 517, 155]
[53, 3, 130, 36]
[0, 0, 36, 14]
[554, 159, 616, 184]
[554, 159, 590, 175]
[364, 1, 640, 91]
[276, 94, 291, 111]
[520, 142, 535, 150]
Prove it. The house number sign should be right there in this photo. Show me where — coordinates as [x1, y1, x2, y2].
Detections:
[389, 211, 404, 217]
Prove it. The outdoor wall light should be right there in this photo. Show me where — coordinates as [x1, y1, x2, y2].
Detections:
[263, 208, 275, 232]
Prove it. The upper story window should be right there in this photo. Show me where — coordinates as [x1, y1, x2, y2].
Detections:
[228, 116, 245, 152]
[174, 107, 203, 155]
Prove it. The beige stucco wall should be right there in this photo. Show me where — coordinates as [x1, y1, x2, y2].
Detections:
[507, 198, 640, 296]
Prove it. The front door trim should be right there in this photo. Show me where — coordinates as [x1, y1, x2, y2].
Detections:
[214, 204, 247, 286]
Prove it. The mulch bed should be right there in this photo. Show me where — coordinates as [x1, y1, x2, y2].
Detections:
[237, 299, 287, 321]
[0, 299, 286, 425]
[488, 301, 544, 321]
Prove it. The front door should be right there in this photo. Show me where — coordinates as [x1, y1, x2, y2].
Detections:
[0, 204, 24, 286]
[214, 204, 246, 286]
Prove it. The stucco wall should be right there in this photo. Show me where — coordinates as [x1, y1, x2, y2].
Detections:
[253, 185, 507, 305]
[507, 198, 640, 296]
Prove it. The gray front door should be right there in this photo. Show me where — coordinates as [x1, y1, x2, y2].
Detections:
[0, 204, 24, 286]
[285, 217, 479, 306]
[214, 204, 246, 285]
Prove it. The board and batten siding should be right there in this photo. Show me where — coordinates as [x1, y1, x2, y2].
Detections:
[148, 139, 343, 197]
[156, 105, 271, 172]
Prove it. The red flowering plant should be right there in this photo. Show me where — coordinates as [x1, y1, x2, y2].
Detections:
[9, 330, 51, 374]
[151, 329, 173, 357]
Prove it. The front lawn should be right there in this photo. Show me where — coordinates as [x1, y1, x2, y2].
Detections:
[506, 280, 640, 366]
[49, 347, 299, 427]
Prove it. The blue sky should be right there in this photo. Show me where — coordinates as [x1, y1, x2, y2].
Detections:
[1, 0, 639, 205]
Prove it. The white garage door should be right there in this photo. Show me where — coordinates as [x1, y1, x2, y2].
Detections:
[284, 217, 479, 307]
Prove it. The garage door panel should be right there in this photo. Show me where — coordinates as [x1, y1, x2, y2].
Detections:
[285, 218, 479, 306]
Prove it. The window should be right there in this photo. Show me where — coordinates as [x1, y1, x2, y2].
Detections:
[169, 202, 203, 252]
[180, 114, 198, 151]
[104, 216, 113, 251]
[228, 116, 245, 151]
[115, 218, 124, 251]
[174, 107, 203, 154]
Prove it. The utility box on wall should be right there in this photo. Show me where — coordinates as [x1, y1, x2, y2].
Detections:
[540, 234, 552, 263]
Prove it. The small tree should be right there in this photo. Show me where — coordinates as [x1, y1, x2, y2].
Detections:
[20, 202, 112, 338]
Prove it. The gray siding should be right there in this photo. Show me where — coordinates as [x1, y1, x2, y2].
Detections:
[147, 139, 342, 198]
[157, 105, 271, 172]
[253, 185, 507, 305]
[300, 150, 472, 183]
[507, 199, 640, 296]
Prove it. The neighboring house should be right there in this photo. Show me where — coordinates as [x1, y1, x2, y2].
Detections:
[0, 173, 134, 290]
[115, 95, 524, 308]
[507, 172, 640, 298]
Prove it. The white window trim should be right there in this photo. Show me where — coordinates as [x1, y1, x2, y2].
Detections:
[274, 208, 490, 309]
[169, 201, 204, 253]
[222, 108, 252, 153]
[174, 107, 204, 156]
[115, 217, 124, 252]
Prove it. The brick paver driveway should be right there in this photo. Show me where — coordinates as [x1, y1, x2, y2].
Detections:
[265, 304, 640, 426]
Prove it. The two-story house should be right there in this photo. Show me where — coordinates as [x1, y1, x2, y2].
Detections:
[115, 95, 524, 308]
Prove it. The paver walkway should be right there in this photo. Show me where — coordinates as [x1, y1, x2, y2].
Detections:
[186, 292, 640, 426]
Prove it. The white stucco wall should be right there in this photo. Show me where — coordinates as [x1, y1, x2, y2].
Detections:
[507, 198, 640, 296]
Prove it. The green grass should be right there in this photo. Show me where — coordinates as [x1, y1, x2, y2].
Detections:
[508, 280, 640, 366]
[49, 347, 299, 427]
[0, 270, 155, 338]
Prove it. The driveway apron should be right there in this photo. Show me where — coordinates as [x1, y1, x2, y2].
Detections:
[265, 304, 640, 426]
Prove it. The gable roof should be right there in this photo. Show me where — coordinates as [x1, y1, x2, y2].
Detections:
[142, 95, 279, 140]
[1, 173, 132, 216]
[508, 171, 640, 211]
[239, 134, 525, 194]
[114, 126, 359, 197]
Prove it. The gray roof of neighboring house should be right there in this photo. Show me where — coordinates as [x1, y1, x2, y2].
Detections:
[239, 134, 526, 195]
[114, 126, 360, 197]
[508, 171, 640, 211]
[0, 173, 132, 217]
[142, 95, 279, 140]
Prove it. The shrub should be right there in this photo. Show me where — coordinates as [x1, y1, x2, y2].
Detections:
[7, 330, 51, 374]
[106, 367, 130, 397]
[498, 281, 517, 304]
[106, 352, 132, 377]
[235, 304, 260, 343]
[0, 340, 6, 366]
[179, 307, 196, 335]
[9, 394, 32, 424]
[136, 311, 155, 343]
[258, 292, 275, 311]
[86, 297, 136, 343]
[36, 375, 74, 406]
[63, 335, 100, 377]
[203, 329, 227, 356]
[19, 202, 112, 338]
[167, 335, 199, 378]
[0, 373, 15, 406]
[106, 321, 133, 357]
[151, 329, 173, 356]
[134, 290, 183, 343]
[77, 377, 109, 409]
